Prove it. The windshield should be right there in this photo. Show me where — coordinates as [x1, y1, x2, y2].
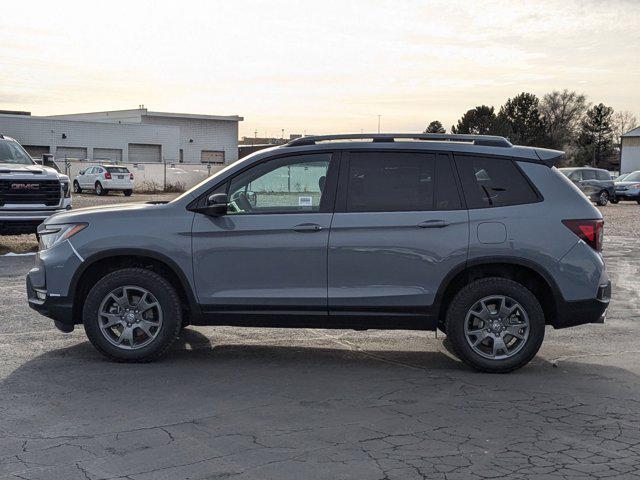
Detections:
[623, 171, 640, 182]
[0, 139, 35, 165]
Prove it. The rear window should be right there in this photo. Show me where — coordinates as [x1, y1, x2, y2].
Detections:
[105, 167, 130, 174]
[346, 152, 435, 212]
[455, 155, 540, 208]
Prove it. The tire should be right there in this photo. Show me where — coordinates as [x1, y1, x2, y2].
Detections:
[636, 199, 640, 205]
[73, 181, 82, 194]
[610, 197, 619, 204]
[445, 277, 545, 373]
[82, 268, 182, 362]
[124, 189, 133, 196]
[95, 182, 107, 196]
[596, 190, 609, 206]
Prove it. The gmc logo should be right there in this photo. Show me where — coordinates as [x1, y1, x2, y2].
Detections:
[10, 183, 40, 190]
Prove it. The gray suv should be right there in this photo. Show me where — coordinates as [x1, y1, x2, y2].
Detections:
[558, 167, 615, 206]
[27, 134, 611, 373]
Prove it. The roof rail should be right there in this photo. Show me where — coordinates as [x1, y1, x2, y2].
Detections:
[285, 133, 512, 148]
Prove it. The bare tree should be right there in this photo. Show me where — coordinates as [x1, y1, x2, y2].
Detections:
[540, 90, 589, 150]
[612, 110, 638, 144]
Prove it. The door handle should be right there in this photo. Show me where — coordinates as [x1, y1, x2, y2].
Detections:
[417, 220, 449, 229]
[293, 223, 323, 232]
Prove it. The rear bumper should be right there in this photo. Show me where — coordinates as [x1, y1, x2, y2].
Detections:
[553, 281, 611, 328]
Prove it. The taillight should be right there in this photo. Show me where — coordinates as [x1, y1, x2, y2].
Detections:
[130, 173, 134, 180]
[104, 171, 112, 179]
[562, 219, 603, 252]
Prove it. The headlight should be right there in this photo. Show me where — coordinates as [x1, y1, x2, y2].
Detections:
[61, 181, 71, 198]
[38, 223, 87, 250]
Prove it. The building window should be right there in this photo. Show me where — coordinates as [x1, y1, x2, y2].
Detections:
[201, 150, 225, 164]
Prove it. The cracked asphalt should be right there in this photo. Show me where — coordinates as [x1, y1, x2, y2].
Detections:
[1, 236, 640, 479]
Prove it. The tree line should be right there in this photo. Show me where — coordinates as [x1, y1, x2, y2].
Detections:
[425, 90, 637, 168]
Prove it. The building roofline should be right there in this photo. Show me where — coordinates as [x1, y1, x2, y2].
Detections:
[622, 126, 640, 137]
[43, 108, 243, 122]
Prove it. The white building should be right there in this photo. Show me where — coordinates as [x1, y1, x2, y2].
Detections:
[621, 127, 640, 173]
[0, 108, 242, 164]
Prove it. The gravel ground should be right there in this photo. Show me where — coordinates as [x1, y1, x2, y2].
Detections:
[598, 202, 640, 238]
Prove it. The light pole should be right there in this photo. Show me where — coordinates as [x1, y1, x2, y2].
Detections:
[377, 115, 382, 133]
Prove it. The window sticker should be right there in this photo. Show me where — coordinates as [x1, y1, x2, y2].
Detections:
[298, 196, 313, 207]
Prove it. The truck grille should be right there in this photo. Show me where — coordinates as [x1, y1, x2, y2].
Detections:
[0, 180, 61, 207]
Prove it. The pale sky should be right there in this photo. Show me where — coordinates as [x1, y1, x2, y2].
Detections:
[1, 0, 638, 138]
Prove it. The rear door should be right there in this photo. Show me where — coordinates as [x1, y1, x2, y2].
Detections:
[327, 150, 469, 324]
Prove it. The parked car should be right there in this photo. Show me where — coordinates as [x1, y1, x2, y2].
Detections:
[73, 165, 134, 196]
[613, 170, 640, 204]
[27, 133, 610, 373]
[0, 134, 72, 235]
[557, 167, 615, 206]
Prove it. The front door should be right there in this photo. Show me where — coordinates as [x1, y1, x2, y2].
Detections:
[328, 151, 469, 324]
[192, 152, 338, 321]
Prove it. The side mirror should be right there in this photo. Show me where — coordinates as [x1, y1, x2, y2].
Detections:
[201, 193, 228, 216]
[79, 170, 85, 175]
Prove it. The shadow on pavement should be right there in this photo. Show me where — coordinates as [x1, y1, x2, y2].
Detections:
[1, 329, 639, 480]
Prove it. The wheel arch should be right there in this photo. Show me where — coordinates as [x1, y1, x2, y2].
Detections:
[434, 257, 561, 329]
[70, 249, 200, 325]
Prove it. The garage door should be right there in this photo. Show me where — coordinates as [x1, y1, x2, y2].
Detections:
[23, 145, 50, 159]
[94, 148, 123, 163]
[128, 144, 161, 163]
[201, 150, 225, 164]
[55, 146, 87, 160]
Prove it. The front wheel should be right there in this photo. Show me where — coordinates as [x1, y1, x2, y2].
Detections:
[73, 181, 82, 194]
[610, 197, 619, 204]
[82, 268, 182, 362]
[596, 190, 609, 206]
[123, 189, 133, 196]
[445, 278, 545, 373]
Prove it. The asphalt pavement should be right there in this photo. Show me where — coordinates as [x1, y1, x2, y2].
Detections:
[0, 236, 639, 480]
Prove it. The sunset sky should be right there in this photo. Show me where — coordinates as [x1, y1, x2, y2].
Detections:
[1, 0, 638, 138]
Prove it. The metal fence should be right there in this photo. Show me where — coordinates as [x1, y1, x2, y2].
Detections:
[60, 159, 227, 192]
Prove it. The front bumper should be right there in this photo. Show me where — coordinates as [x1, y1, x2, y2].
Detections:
[614, 189, 640, 200]
[554, 280, 611, 328]
[0, 201, 73, 234]
[25, 240, 82, 332]
[26, 275, 75, 332]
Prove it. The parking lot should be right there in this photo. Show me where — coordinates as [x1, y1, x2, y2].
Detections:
[1, 196, 640, 479]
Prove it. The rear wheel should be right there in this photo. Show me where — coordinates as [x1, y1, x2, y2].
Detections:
[610, 197, 619, 204]
[445, 277, 545, 373]
[596, 190, 609, 206]
[95, 182, 107, 196]
[124, 189, 133, 196]
[82, 268, 182, 362]
[73, 180, 82, 193]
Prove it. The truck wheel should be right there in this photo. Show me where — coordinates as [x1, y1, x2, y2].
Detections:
[73, 181, 82, 194]
[596, 190, 609, 206]
[609, 197, 619, 204]
[95, 182, 107, 196]
[82, 268, 182, 362]
[124, 189, 133, 196]
[445, 277, 545, 373]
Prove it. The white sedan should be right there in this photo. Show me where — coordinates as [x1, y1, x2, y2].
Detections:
[73, 165, 134, 196]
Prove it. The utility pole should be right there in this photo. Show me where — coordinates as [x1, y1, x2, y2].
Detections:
[377, 115, 382, 133]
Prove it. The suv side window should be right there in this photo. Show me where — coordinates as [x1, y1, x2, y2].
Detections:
[345, 152, 436, 212]
[455, 155, 540, 208]
[596, 170, 611, 181]
[567, 170, 582, 181]
[227, 153, 332, 214]
[582, 169, 597, 180]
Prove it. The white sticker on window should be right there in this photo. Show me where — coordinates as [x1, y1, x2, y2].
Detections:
[298, 196, 313, 207]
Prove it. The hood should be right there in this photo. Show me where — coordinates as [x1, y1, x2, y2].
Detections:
[45, 201, 165, 224]
[0, 163, 60, 178]
[615, 180, 640, 187]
